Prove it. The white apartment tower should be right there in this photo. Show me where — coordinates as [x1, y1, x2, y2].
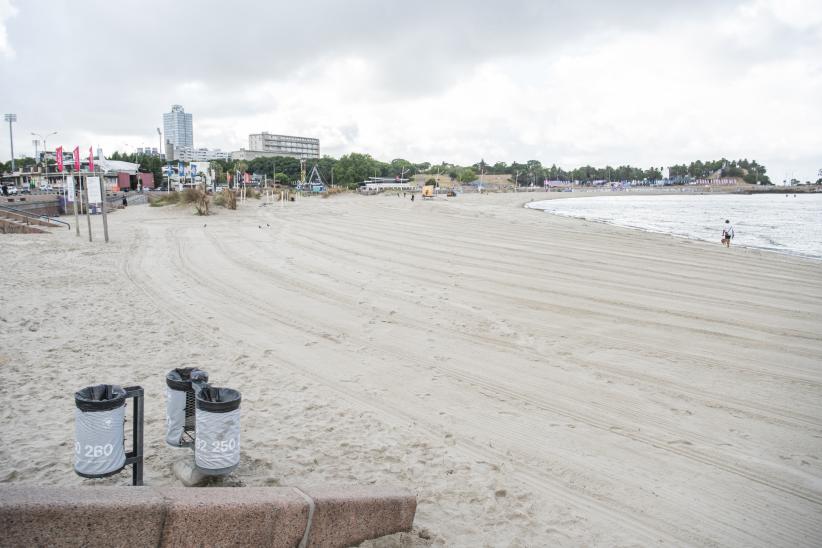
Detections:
[163, 105, 193, 148]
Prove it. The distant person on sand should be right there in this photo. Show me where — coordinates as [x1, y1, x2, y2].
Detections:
[411, 194, 415, 202]
[721, 220, 734, 248]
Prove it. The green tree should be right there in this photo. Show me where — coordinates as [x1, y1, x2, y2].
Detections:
[492, 161, 508, 174]
[389, 158, 413, 178]
[317, 156, 338, 185]
[644, 167, 662, 181]
[1, 156, 36, 174]
[458, 168, 477, 182]
[334, 152, 377, 188]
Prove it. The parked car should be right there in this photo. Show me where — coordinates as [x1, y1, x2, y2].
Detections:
[6, 185, 18, 195]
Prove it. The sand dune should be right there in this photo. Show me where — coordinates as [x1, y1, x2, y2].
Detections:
[1, 192, 821, 546]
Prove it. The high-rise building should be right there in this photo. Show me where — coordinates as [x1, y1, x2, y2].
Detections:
[163, 105, 193, 148]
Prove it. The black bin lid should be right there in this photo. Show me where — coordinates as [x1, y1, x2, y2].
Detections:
[196, 386, 241, 413]
[75, 384, 126, 412]
[166, 368, 209, 391]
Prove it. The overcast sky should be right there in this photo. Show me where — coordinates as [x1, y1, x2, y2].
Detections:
[1, 0, 820, 182]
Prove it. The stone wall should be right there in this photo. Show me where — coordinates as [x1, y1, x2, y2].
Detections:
[0, 485, 416, 548]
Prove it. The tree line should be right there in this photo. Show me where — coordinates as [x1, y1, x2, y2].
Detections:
[3, 152, 776, 188]
[667, 158, 771, 184]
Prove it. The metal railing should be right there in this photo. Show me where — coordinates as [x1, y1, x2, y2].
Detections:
[0, 203, 71, 230]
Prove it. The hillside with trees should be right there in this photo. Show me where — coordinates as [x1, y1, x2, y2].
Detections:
[3, 151, 775, 190]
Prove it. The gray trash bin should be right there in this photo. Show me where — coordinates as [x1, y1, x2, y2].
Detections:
[194, 386, 241, 475]
[165, 368, 209, 447]
[74, 384, 127, 477]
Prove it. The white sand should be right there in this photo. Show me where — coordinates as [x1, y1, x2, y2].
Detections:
[1, 192, 821, 546]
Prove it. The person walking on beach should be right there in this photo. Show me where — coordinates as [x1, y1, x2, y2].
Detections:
[721, 220, 734, 248]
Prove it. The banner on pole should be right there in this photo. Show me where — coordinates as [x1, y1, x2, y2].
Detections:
[73, 147, 80, 171]
[243, 172, 250, 184]
[191, 164, 197, 177]
[67, 175, 75, 203]
[56, 146, 64, 172]
[87, 176, 102, 203]
[88, 147, 95, 172]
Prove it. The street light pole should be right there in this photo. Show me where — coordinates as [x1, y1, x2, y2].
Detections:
[4, 114, 16, 172]
[32, 131, 58, 186]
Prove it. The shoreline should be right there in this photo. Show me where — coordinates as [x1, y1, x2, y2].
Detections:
[522, 191, 822, 262]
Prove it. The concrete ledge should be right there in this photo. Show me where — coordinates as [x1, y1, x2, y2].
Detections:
[155, 488, 307, 548]
[0, 485, 165, 547]
[0, 485, 416, 548]
[300, 485, 418, 548]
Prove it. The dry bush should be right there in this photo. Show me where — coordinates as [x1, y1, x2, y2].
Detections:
[225, 189, 237, 210]
[322, 187, 348, 198]
[193, 185, 210, 216]
[180, 187, 199, 204]
[245, 187, 261, 199]
[149, 191, 180, 207]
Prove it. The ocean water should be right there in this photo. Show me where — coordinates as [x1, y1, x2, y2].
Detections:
[526, 193, 822, 260]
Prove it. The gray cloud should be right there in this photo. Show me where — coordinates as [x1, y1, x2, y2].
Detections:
[1, 0, 820, 181]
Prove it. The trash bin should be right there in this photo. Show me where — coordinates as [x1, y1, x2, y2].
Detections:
[74, 384, 127, 477]
[194, 386, 241, 475]
[165, 368, 208, 447]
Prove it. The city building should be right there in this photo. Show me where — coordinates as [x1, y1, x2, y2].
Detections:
[229, 149, 273, 162]
[135, 147, 160, 157]
[162, 105, 193, 148]
[170, 146, 231, 162]
[245, 132, 320, 159]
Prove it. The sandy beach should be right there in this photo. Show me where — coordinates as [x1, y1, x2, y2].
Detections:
[1, 191, 821, 546]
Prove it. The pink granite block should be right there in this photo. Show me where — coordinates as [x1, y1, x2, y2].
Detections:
[300, 485, 417, 548]
[0, 486, 165, 548]
[154, 487, 308, 548]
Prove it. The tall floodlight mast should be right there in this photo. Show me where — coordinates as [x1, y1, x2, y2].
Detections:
[4, 113, 17, 172]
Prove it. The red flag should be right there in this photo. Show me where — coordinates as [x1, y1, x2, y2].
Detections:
[73, 147, 80, 171]
[88, 147, 95, 172]
[56, 146, 64, 172]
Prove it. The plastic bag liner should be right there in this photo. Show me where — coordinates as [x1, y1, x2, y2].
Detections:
[74, 384, 126, 477]
[195, 387, 241, 475]
[165, 368, 208, 447]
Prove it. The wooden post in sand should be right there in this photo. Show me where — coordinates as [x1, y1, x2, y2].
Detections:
[99, 176, 109, 243]
[68, 173, 79, 237]
[84, 175, 93, 242]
